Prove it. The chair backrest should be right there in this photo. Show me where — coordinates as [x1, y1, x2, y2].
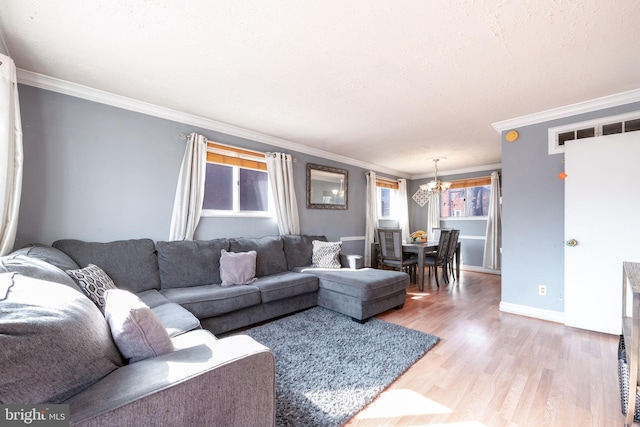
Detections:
[446, 229, 460, 260]
[377, 228, 403, 261]
[378, 219, 399, 229]
[434, 229, 451, 262]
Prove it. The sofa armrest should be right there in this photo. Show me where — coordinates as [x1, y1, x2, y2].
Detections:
[66, 330, 275, 427]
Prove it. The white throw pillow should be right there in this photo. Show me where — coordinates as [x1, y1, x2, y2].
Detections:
[311, 240, 342, 269]
[103, 289, 174, 364]
[219, 249, 258, 286]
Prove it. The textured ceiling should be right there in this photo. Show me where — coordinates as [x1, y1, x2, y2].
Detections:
[1, 0, 639, 177]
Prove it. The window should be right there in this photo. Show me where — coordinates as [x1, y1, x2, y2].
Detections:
[376, 177, 400, 219]
[548, 111, 640, 154]
[440, 177, 492, 218]
[201, 143, 273, 217]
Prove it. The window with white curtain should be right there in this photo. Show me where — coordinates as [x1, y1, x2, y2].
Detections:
[201, 142, 274, 217]
[376, 178, 400, 221]
[440, 176, 492, 218]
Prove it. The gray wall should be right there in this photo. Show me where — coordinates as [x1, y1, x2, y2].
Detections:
[501, 101, 640, 313]
[409, 170, 500, 269]
[15, 84, 381, 255]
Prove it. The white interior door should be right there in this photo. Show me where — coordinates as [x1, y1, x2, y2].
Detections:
[565, 132, 640, 335]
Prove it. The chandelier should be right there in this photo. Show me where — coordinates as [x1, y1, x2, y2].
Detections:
[419, 158, 451, 193]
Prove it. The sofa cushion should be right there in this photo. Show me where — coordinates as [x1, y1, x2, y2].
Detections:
[136, 289, 173, 308]
[220, 249, 257, 287]
[10, 244, 80, 271]
[312, 240, 342, 269]
[281, 234, 327, 269]
[229, 236, 288, 277]
[66, 264, 117, 311]
[294, 267, 408, 301]
[160, 285, 261, 319]
[136, 290, 201, 337]
[156, 239, 229, 288]
[0, 254, 81, 291]
[104, 289, 174, 364]
[52, 238, 161, 293]
[0, 273, 123, 404]
[252, 272, 319, 303]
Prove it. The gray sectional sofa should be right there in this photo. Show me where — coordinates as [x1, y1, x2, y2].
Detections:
[0, 234, 409, 426]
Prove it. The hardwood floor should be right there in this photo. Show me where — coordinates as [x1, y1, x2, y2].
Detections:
[344, 270, 625, 427]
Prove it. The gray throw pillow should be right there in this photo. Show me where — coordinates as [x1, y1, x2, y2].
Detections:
[219, 250, 258, 287]
[0, 273, 123, 403]
[103, 289, 174, 364]
[311, 240, 342, 269]
[66, 264, 117, 311]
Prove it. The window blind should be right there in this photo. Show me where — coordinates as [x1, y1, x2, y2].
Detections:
[206, 142, 267, 171]
[448, 176, 491, 189]
[376, 177, 399, 190]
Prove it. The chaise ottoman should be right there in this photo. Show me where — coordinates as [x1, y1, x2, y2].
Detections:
[293, 266, 409, 322]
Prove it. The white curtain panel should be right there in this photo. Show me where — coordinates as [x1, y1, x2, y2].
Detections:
[265, 152, 300, 235]
[426, 191, 440, 241]
[0, 54, 23, 256]
[397, 179, 410, 242]
[483, 171, 502, 270]
[364, 170, 378, 267]
[168, 133, 207, 241]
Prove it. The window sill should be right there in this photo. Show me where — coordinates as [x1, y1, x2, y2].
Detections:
[440, 216, 488, 221]
[200, 210, 276, 219]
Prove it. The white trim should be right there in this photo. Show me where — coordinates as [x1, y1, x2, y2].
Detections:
[492, 88, 640, 133]
[499, 301, 564, 324]
[458, 235, 486, 240]
[461, 265, 500, 275]
[340, 236, 365, 242]
[200, 210, 276, 219]
[16, 69, 410, 179]
[411, 163, 502, 180]
[441, 216, 488, 222]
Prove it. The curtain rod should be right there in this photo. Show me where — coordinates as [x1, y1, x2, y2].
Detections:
[181, 133, 296, 162]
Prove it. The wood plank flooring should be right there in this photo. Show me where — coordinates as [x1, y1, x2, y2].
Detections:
[343, 270, 626, 427]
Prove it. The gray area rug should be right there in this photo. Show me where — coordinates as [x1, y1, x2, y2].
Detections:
[240, 306, 440, 426]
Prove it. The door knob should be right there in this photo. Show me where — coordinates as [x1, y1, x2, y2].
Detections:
[566, 239, 578, 247]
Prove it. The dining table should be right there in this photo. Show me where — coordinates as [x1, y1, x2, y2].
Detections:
[401, 240, 461, 291]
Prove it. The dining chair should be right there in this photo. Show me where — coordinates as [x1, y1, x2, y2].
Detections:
[424, 229, 451, 287]
[444, 229, 460, 282]
[376, 228, 418, 280]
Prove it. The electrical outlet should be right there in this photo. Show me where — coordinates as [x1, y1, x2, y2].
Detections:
[538, 285, 547, 296]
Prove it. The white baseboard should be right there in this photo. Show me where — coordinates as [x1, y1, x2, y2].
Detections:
[461, 265, 501, 275]
[499, 301, 565, 324]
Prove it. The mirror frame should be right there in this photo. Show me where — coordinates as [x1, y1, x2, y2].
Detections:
[306, 163, 348, 210]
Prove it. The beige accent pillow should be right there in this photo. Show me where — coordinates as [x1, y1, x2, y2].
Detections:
[219, 249, 257, 286]
[104, 289, 174, 364]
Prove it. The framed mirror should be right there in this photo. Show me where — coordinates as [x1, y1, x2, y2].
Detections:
[306, 163, 348, 209]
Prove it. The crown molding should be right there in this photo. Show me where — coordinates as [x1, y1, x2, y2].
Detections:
[411, 163, 502, 180]
[491, 88, 640, 133]
[16, 68, 411, 178]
